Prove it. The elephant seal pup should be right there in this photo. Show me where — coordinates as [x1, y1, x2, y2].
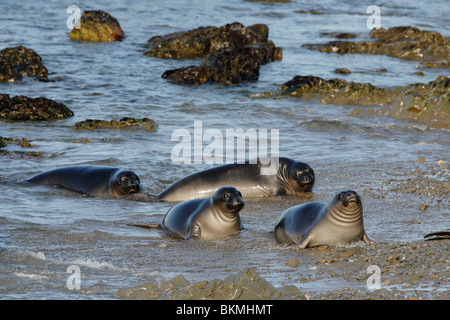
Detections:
[162, 186, 244, 240]
[156, 157, 315, 202]
[274, 190, 370, 248]
[424, 229, 450, 241]
[26, 166, 142, 198]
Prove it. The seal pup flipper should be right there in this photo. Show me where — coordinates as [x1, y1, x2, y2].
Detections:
[186, 224, 202, 240]
[297, 234, 313, 249]
[362, 232, 372, 244]
[424, 229, 450, 241]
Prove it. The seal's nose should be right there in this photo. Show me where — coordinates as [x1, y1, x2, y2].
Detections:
[298, 173, 314, 190]
[228, 194, 244, 212]
[124, 178, 140, 193]
[342, 190, 360, 205]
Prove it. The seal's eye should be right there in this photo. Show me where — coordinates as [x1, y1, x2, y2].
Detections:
[121, 176, 127, 182]
[337, 192, 344, 201]
[223, 193, 230, 201]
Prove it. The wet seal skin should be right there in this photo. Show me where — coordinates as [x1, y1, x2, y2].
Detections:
[161, 186, 244, 240]
[26, 166, 142, 198]
[424, 229, 450, 241]
[274, 190, 371, 248]
[156, 157, 315, 202]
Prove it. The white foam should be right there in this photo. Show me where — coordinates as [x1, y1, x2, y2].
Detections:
[70, 258, 122, 271]
[13, 272, 48, 280]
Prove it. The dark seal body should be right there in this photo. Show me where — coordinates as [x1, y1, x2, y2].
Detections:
[274, 190, 370, 248]
[26, 166, 141, 198]
[162, 187, 244, 240]
[156, 157, 314, 202]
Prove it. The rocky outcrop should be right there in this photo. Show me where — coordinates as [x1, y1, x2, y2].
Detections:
[277, 75, 396, 106]
[145, 22, 281, 60]
[263, 75, 450, 130]
[0, 46, 48, 82]
[0, 94, 74, 121]
[147, 22, 281, 85]
[162, 45, 272, 84]
[379, 76, 449, 129]
[74, 117, 156, 131]
[115, 268, 305, 300]
[69, 10, 125, 42]
[303, 26, 450, 69]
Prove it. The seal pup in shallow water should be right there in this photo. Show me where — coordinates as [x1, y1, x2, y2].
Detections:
[26, 166, 142, 198]
[274, 190, 370, 248]
[162, 186, 244, 240]
[156, 157, 315, 202]
[424, 229, 450, 241]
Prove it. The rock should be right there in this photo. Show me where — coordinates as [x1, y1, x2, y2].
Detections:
[145, 22, 280, 61]
[283, 258, 300, 268]
[153, 22, 281, 85]
[0, 137, 7, 148]
[69, 10, 125, 42]
[0, 46, 48, 82]
[382, 76, 450, 130]
[272, 75, 450, 130]
[116, 268, 305, 300]
[162, 46, 266, 84]
[387, 254, 400, 263]
[74, 117, 156, 131]
[160, 274, 191, 293]
[115, 282, 161, 299]
[167, 279, 225, 300]
[221, 268, 282, 299]
[162, 66, 211, 85]
[303, 26, 450, 69]
[334, 68, 351, 74]
[0, 94, 74, 121]
[278, 75, 394, 106]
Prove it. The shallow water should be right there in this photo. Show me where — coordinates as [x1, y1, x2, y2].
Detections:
[0, 0, 449, 299]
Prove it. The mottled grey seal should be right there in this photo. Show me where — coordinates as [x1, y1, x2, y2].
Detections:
[274, 190, 370, 248]
[162, 186, 244, 240]
[156, 157, 315, 202]
[26, 165, 142, 198]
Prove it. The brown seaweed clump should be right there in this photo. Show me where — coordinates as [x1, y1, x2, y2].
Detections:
[74, 117, 156, 131]
[0, 46, 48, 82]
[303, 26, 450, 69]
[69, 10, 125, 42]
[0, 94, 74, 121]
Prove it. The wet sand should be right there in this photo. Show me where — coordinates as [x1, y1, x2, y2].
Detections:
[117, 158, 449, 300]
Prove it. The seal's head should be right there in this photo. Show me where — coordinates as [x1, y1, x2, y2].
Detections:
[112, 170, 141, 195]
[213, 187, 244, 214]
[289, 162, 315, 192]
[332, 190, 362, 215]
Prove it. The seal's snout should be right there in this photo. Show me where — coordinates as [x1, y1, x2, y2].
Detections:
[228, 194, 244, 212]
[340, 190, 361, 206]
[122, 177, 140, 193]
[298, 172, 315, 191]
